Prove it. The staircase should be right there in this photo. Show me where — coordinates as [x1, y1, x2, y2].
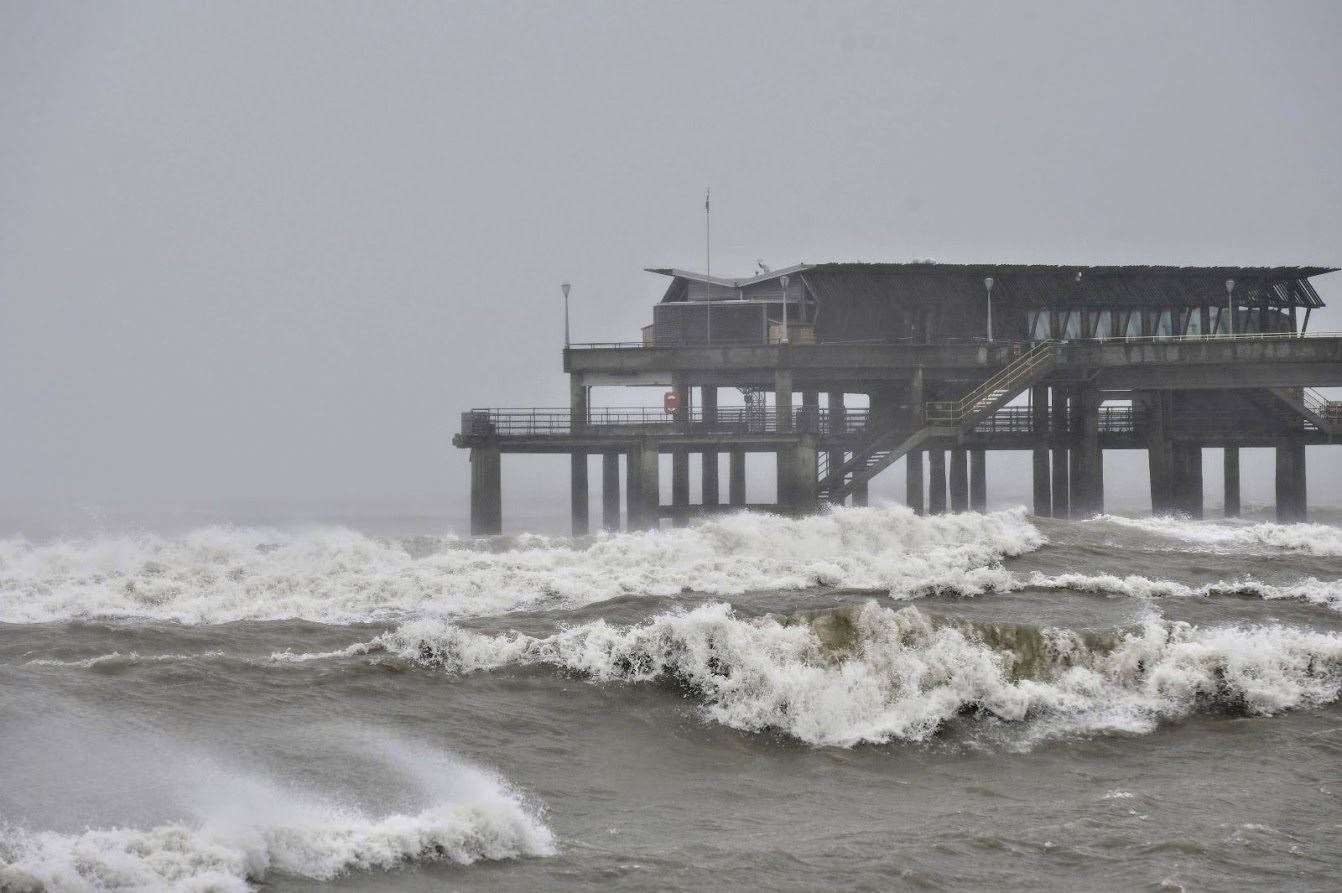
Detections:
[819, 341, 1058, 503]
[1268, 386, 1342, 436]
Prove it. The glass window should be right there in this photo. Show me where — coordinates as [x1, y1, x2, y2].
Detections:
[1156, 310, 1173, 337]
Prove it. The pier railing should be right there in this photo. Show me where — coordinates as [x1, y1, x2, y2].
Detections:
[461, 407, 874, 439]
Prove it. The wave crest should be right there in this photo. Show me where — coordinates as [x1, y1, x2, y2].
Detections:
[0, 508, 1043, 624]
[376, 602, 1342, 747]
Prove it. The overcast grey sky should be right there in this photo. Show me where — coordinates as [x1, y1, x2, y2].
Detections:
[2, 1, 1340, 531]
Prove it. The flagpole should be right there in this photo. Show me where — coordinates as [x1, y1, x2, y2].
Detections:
[705, 187, 711, 345]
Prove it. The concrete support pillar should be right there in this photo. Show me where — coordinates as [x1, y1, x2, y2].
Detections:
[1031, 386, 1051, 517]
[1146, 392, 1173, 514]
[469, 445, 502, 536]
[701, 387, 719, 508]
[1171, 443, 1203, 518]
[800, 390, 819, 433]
[852, 480, 869, 507]
[627, 442, 660, 529]
[970, 449, 987, 512]
[1223, 446, 1241, 518]
[671, 446, 690, 526]
[775, 369, 794, 431]
[1275, 437, 1307, 522]
[928, 449, 948, 514]
[777, 436, 819, 515]
[728, 449, 746, 506]
[826, 390, 846, 504]
[1071, 388, 1104, 517]
[602, 451, 621, 531]
[905, 450, 924, 515]
[1050, 386, 1070, 518]
[569, 376, 588, 432]
[570, 452, 589, 536]
[671, 374, 690, 429]
[949, 448, 969, 512]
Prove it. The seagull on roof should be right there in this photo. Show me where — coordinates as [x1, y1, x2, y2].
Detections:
[756, 259, 771, 274]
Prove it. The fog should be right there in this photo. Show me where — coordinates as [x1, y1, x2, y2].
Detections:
[3, 1, 1340, 535]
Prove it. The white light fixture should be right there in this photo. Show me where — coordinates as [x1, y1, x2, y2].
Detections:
[562, 282, 571, 347]
[983, 276, 994, 342]
[1225, 278, 1235, 335]
[779, 274, 791, 343]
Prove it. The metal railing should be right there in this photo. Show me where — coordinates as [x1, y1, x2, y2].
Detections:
[925, 341, 1057, 425]
[461, 407, 874, 439]
[1089, 331, 1341, 344]
[970, 406, 1143, 435]
[1302, 387, 1342, 425]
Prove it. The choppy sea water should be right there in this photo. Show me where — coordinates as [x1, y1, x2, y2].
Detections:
[2, 507, 1342, 891]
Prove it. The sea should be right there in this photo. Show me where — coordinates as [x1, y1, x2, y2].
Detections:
[3, 503, 1342, 891]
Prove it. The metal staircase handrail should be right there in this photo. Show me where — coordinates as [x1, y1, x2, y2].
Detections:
[926, 341, 1057, 424]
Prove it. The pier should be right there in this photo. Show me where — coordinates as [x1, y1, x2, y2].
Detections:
[455, 263, 1342, 534]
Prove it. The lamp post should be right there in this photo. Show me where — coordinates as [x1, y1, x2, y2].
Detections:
[983, 276, 995, 342]
[779, 274, 790, 343]
[1225, 278, 1235, 335]
[562, 282, 571, 347]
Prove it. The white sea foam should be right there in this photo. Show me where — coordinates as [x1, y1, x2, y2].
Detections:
[0, 753, 555, 892]
[0, 508, 1044, 624]
[269, 642, 380, 663]
[1094, 514, 1342, 557]
[24, 651, 226, 670]
[375, 602, 1342, 747]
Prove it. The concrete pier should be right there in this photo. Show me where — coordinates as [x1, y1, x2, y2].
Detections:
[469, 445, 501, 536]
[905, 450, 924, 515]
[928, 449, 947, 514]
[775, 370, 793, 431]
[1145, 392, 1173, 514]
[1072, 388, 1103, 517]
[628, 442, 660, 529]
[777, 437, 818, 514]
[827, 390, 846, 505]
[1223, 446, 1241, 518]
[1171, 443, 1203, 518]
[970, 449, 987, 512]
[570, 452, 589, 535]
[602, 451, 620, 531]
[949, 448, 969, 512]
[852, 479, 869, 507]
[1275, 437, 1307, 522]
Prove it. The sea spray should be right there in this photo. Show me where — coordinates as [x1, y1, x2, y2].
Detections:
[1092, 514, 1342, 557]
[375, 602, 1342, 747]
[0, 507, 1045, 624]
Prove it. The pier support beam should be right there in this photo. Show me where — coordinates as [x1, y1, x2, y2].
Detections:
[949, 448, 969, 512]
[627, 442, 660, 529]
[1171, 443, 1203, 518]
[775, 369, 793, 431]
[852, 479, 869, 507]
[970, 449, 987, 512]
[928, 449, 948, 515]
[569, 376, 588, 432]
[905, 450, 924, 515]
[1223, 447, 1241, 518]
[1031, 386, 1051, 517]
[469, 445, 502, 536]
[1275, 437, 1307, 522]
[570, 452, 589, 536]
[1050, 387, 1070, 518]
[729, 449, 746, 506]
[777, 437, 818, 515]
[701, 387, 719, 508]
[602, 451, 620, 531]
[827, 391, 846, 506]
[1145, 392, 1173, 514]
[671, 447, 690, 527]
[1072, 388, 1104, 517]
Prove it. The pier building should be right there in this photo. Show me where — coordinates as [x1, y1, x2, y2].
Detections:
[455, 263, 1342, 534]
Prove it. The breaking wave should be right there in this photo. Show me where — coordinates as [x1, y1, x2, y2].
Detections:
[374, 602, 1342, 747]
[0, 508, 1043, 624]
[24, 651, 226, 670]
[1095, 514, 1342, 557]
